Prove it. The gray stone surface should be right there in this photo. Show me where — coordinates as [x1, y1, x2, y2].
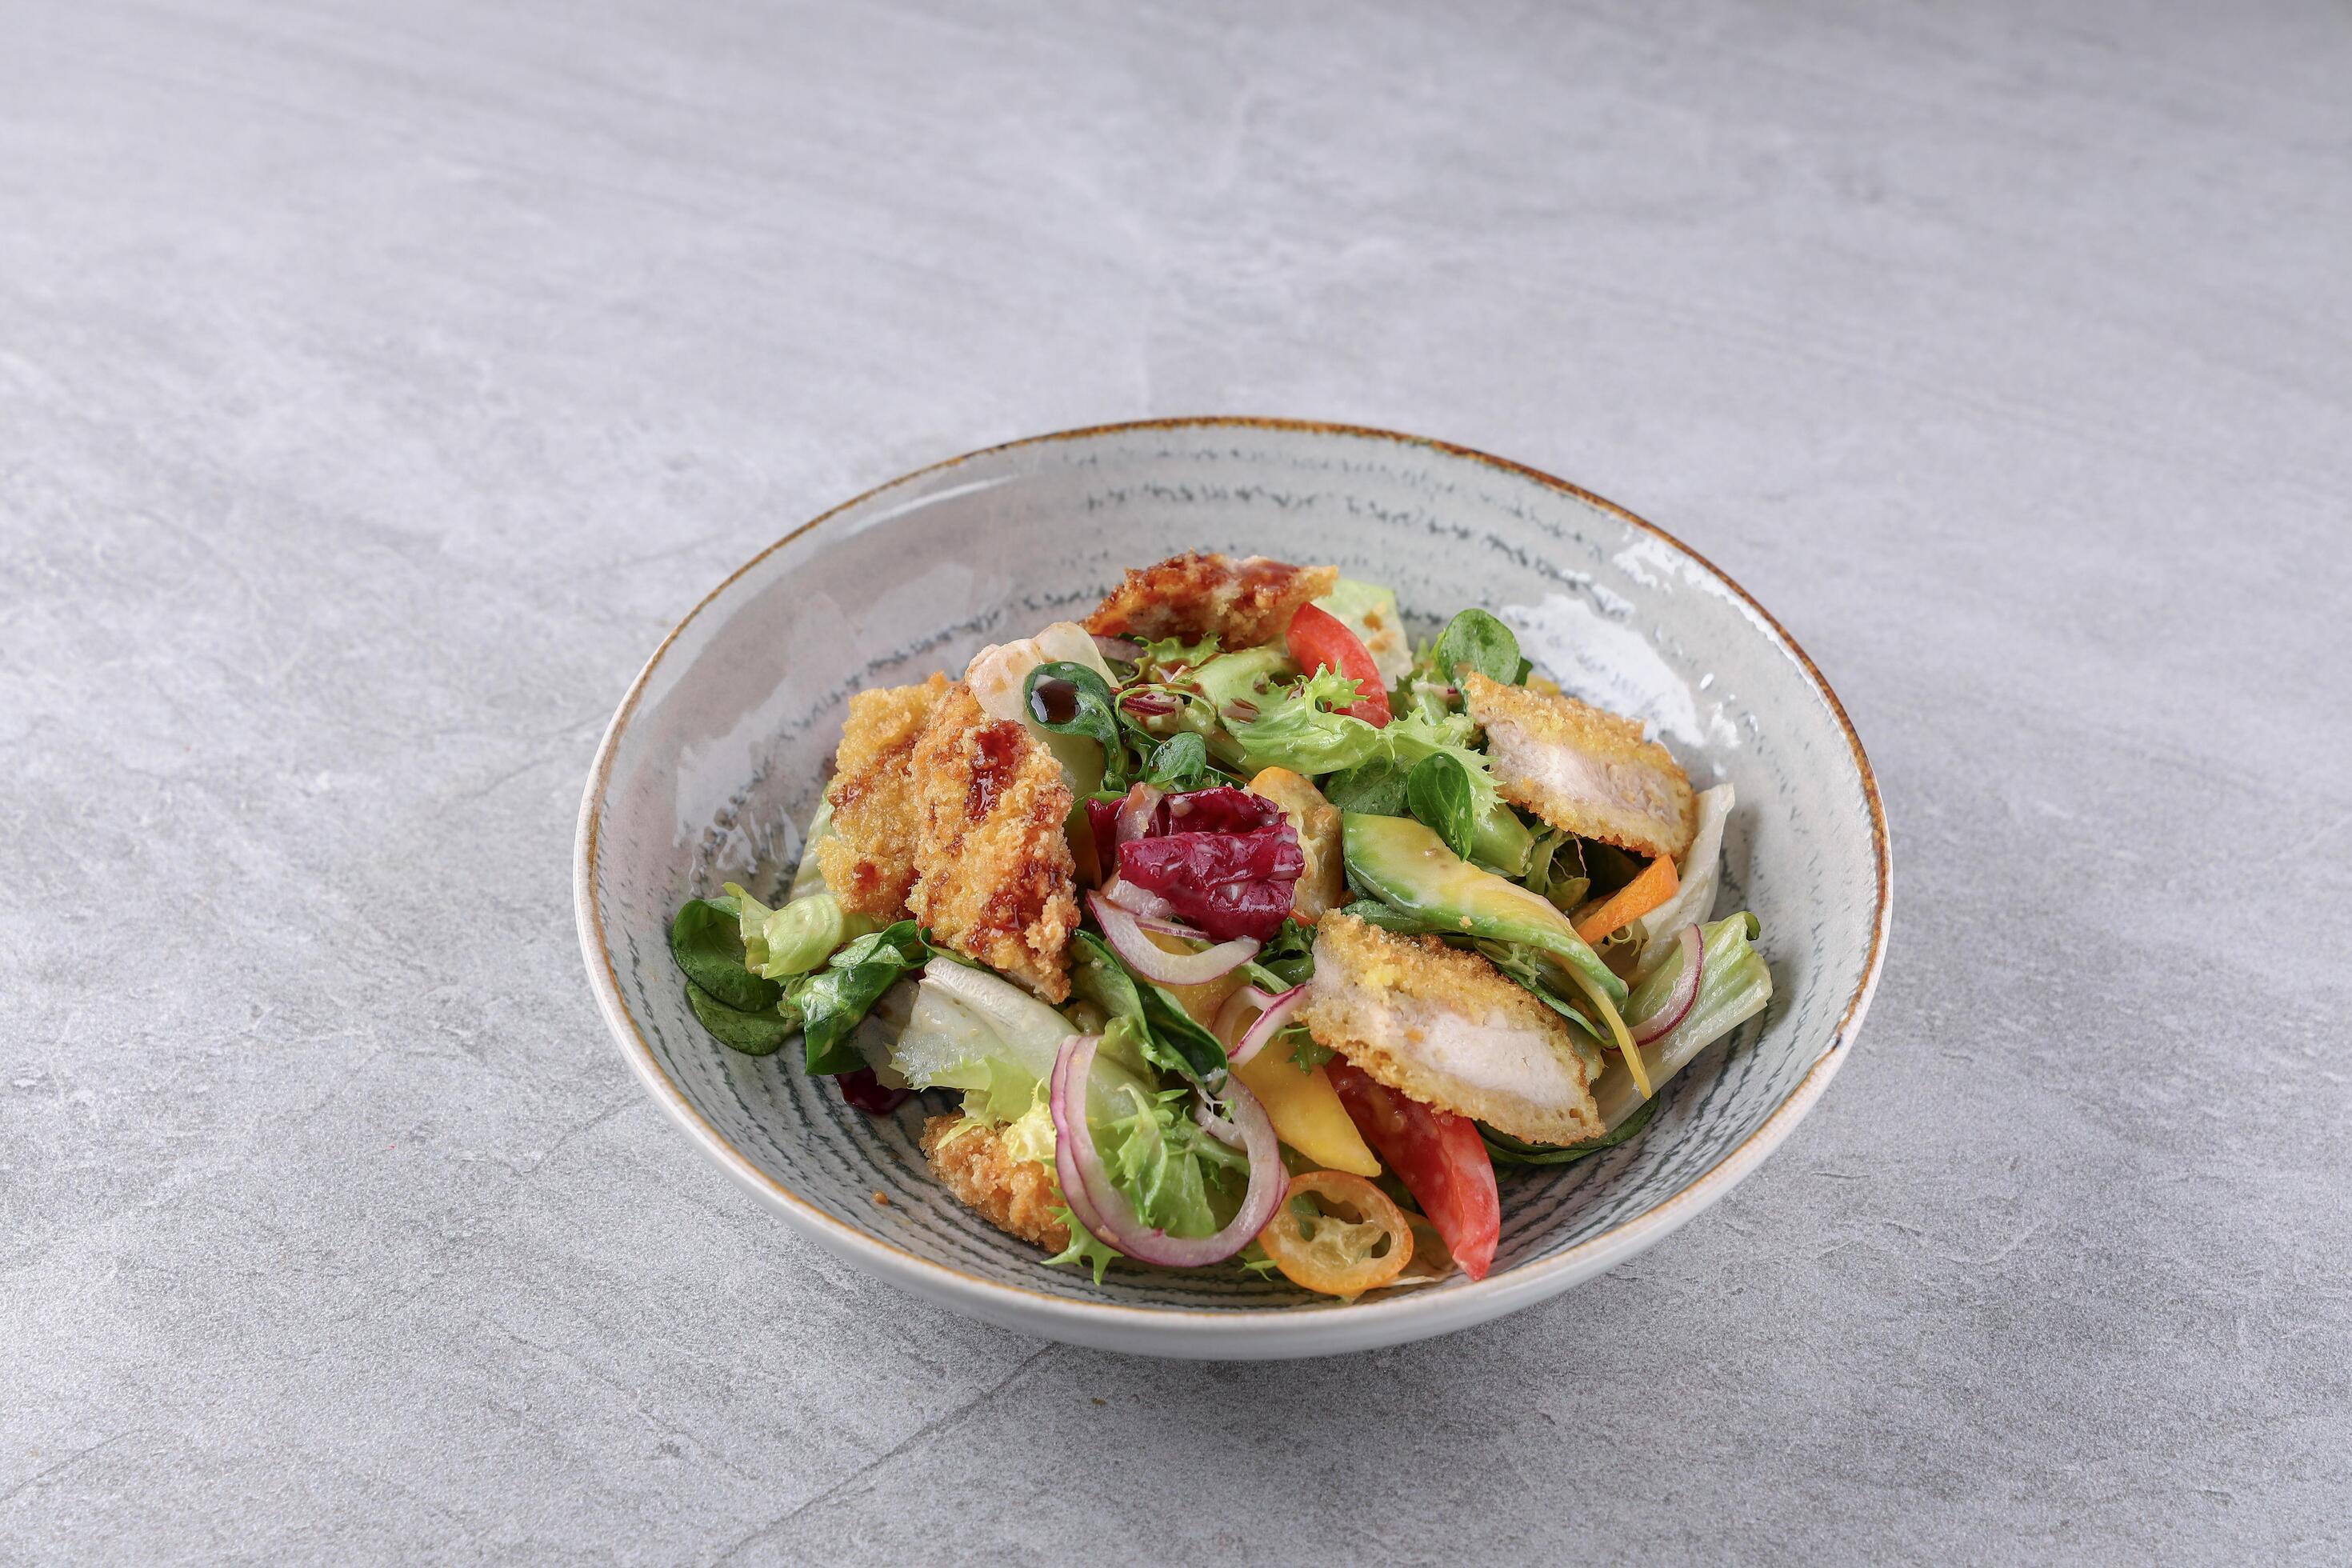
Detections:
[3, 0, 2347, 1560]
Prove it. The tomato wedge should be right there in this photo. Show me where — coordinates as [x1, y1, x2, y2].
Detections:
[1326, 1061, 1500, 1279]
[1285, 602, 1392, 727]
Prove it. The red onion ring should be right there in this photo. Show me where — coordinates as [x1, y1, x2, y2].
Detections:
[1224, 983, 1307, 1068]
[1629, 924, 1705, 1046]
[1192, 1095, 1245, 1148]
[1133, 912, 1209, 941]
[1087, 891, 1258, 986]
[1114, 782, 1163, 846]
[1093, 634, 1145, 662]
[1050, 1033, 1286, 1268]
[1099, 875, 1178, 922]
[1213, 985, 1276, 1051]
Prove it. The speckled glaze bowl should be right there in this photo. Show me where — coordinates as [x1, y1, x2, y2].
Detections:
[574, 419, 1890, 1358]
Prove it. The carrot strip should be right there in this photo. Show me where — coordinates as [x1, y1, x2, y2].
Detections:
[1573, 854, 1678, 944]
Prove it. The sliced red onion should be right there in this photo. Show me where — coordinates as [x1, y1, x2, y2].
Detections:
[1114, 782, 1164, 846]
[1133, 912, 1209, 941]
[1630, 924, 1705, 1046]
[1192, 1095, 1245, 1148]
[1093, 634, 1145, 662]
[1214, 986, 1276, 1052]
[1050, 1033, 1285, 1267]
[1088, 891, 1258, 986]
[1119, 689, 1179, 718]
[1099, 874, 1178, 921]
[1221, 698, 1259, 722]
[1222, 983, 1308, 1068]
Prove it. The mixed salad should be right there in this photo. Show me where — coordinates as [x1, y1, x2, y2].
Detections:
[670, 553, 1770, 1298]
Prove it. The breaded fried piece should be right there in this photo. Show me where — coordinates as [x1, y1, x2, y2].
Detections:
[1462, 671, 1697, 863]
[1084, 552, 1339, 650]
[921, 1115, 1070, 1251]
[906, 683, 1081, 1002]
[820, 673, 950, 918]
[1302, 912, 1604, 1146]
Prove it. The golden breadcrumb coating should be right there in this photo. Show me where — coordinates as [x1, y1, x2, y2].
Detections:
[906, 683, 1081, 1002]
[1461, 671, 1697, 863]
[1083, 552, 1339, 650]
[1302, 912, 1603, 1146]
[820, 673, 950, 918]
[921, 1114, 1070, 1251]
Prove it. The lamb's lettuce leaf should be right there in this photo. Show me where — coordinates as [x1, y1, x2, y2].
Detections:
[670, 898, 780, 1012]
[790, 920, 930, 1075]
[684, 982, 801, 1056]
[1144, 732, 1210, 790]
[1325, 754, 1410, 816]
[1406, 752, 1478, 861]
[1024, 660, 1129, 792]
[1070, 932, 1228, 1085]
[1430, 608, 1520, 686]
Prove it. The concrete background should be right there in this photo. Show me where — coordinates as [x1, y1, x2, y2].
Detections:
[5, 0, 2348, 1561]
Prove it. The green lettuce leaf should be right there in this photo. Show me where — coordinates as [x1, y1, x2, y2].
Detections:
[1226, 669, 1386, 774]
[670, 898, 781, 1013]
[1325, 753, 1410, 815]
[1143, 731, 1210, 790]
[1190, 646, 1294, 712]
[684, 982, 801, 1057]
[1431, 607, 1521, 686]
[1070, 932, 1228, 1085]
[1024, 660, 1130, 792]
[1044, 1206, 1124, 1284]
[1593, 913, 1774, 1129]
[1406, 752, 1478, 860]
[1102, 1082, 1249, 1239]
[790, 920, 930, 1075]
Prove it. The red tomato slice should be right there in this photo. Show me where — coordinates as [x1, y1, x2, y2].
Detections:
[1285, 603, 1392, 728]
[1326, 1062, 1499, 1279]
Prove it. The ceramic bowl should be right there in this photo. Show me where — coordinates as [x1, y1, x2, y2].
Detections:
[574, 419, 1890, 1358]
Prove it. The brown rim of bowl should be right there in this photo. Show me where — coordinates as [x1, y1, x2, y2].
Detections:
[574, 416, 1893, 1327]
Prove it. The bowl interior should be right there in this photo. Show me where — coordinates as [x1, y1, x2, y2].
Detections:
[582, 422, 1885, 1327]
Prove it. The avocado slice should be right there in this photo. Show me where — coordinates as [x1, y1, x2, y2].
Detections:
[1341, 811, 1627, 1005]
[1469, 802, 1533, 878]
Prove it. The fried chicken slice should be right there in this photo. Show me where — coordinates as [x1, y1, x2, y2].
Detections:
[1083, 552, 1339, 650]
[1462, 671, 1698, 863]
[819, 673, 951, 918]
[920, 1115, 1070, 1251]
[906, 682, 1081, 1002]
[1302, 912, 1605, 1146]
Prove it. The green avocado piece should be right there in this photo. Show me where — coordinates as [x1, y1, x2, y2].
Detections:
[1469, 802, 1534, 878]
[1340, 812, 1626, 1003]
